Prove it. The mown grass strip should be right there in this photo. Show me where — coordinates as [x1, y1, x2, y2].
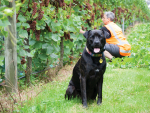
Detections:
[16, 67, 150, 113]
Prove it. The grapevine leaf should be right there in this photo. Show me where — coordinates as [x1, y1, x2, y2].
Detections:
[46, 45, 54, 55]
[51, 34, 60, 41]
[51, 21, 61, 32]
[26, 52, 33, 57]
[1, 29, 8, 37]
[64, 47, 70, 54]
[64, 0, 73, 5]
[16, 3, 22, 12]
[42, 43, 49, 49]
[19, 49, 26, 56]
[4, 8, 13, 16]
[0, 19, 11, 27]
[50, 53, 58, 59]
[36, 20, 46, 29]
[59, 30, 64, 37]
[0, 12, 4, 18]
[70, 33, 76, 39]
[16, 23, 21, 28]
[38, 54, 47, 60]
[17, 56, 21, 64]
[53, 45, 60, 53]
[76, 34, 84, 41]
[18, 15, 26, 22]
[45, 15, 51, 25]
[22, 23, 30, 28]
[0, 56, 4, 66]
[24, 45, 29, 49]
[36, 24, 41, 30]
[64, 40, 73, 49]
[30, 50, 36, 57]
[19, 29, 28, 38]
[29, 40, 36, 46]
[34, 42, 42, 49]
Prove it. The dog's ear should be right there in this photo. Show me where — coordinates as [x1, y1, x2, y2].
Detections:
[83, 30, 91, 39]
[101, 29, 110, 38]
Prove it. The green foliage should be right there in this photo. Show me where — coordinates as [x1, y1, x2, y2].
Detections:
[110, 23, 150, 69]
[0, 0, 21, 37]
[0, 0, 150, 82]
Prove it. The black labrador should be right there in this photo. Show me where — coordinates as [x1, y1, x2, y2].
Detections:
[65, 30, 108, 107]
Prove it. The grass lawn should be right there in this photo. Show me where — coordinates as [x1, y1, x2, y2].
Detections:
[16, 66, 150, 113]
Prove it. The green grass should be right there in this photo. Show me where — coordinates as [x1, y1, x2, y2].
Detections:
[14, 23, 150, 113]
[15, 67, 150, 113]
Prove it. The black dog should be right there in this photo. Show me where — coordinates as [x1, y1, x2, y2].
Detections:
[65, 30, 108, 107]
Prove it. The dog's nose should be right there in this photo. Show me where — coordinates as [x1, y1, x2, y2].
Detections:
[95, 41, 99, 45]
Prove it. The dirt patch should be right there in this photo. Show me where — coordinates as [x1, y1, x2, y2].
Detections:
[55, 63, 74, 82]
[0, 82, 44, 112]
[0, 63, 75, 112]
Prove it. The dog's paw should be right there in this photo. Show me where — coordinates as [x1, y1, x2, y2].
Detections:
[82, 101, 88, 108]
[65, 86, 75, 100]
[83, 104, 88, 108]
[65, 94, 72, 100]
[97, 98, 102, 105]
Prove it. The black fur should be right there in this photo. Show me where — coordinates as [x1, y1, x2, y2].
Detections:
[65, 30, 107, 107]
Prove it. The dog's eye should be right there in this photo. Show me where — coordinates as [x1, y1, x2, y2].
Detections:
[90, 39, 93, 43]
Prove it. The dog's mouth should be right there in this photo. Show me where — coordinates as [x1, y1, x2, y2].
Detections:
[94, 48, 100, 53]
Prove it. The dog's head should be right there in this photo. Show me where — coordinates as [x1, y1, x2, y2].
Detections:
[83, 30, 109, 54]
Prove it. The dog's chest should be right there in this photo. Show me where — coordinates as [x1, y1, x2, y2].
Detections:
[85, 66, 102, 86]
[85, 58, 105, 78]
[88, 65, 103, 78]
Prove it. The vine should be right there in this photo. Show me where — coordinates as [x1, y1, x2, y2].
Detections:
[0, 0, 150, 84]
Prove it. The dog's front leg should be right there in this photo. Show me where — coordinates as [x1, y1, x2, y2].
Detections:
[97, 75, 103, 105]
[80, 75, 87, 108]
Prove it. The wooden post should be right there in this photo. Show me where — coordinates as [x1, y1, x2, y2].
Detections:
[5, 0, 18, 93]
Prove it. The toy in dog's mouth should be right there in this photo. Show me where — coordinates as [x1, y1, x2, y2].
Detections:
[94, 48, 100, 53]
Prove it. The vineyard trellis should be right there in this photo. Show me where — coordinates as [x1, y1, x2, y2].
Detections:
[0, 0, 150, 86]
